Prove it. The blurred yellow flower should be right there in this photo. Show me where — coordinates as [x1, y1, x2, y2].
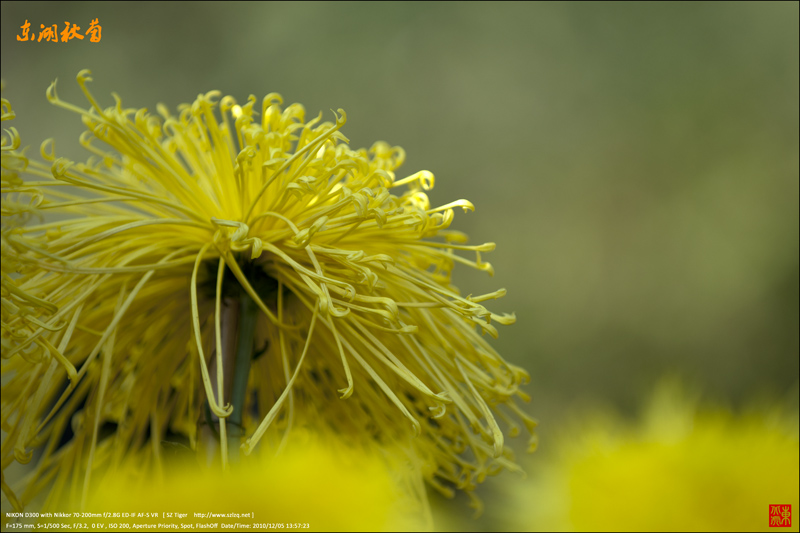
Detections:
[1, 71, 534, 514]
[77, 431, 429, 532]
[511, 382, 799, 532]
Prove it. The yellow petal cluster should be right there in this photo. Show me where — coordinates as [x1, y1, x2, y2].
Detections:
[509, 382, 799, 531]
[1, 71, 534, 512]
[76, 431, 430, 532]
[1, 95, 56, 362]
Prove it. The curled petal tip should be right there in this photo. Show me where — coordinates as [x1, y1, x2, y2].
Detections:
[76, 69, 93, 84]
[46, 80, 58, 102]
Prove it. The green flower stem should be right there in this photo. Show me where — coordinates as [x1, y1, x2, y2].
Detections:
[227, 292, 257, 462]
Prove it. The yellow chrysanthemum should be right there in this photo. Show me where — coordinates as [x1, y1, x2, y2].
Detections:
[77, 431, 430, 532]
[510, 382, 800, 532]
[1, 429, 430, 531]
[1, 71, 535, 513]
[1, 94, 55, 360]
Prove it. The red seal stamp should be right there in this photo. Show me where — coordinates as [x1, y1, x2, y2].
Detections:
[769, 505, 792, 527]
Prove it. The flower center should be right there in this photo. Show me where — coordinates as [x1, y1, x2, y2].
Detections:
[200, 254, 280, 303]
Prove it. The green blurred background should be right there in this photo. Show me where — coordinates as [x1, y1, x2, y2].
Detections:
[2, 1, 798, 528]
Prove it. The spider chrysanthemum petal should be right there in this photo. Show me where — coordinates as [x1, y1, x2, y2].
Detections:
[1, 71, 535, 511]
